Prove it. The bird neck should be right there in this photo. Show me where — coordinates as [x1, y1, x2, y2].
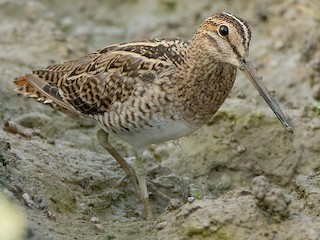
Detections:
[175, 40, 237, 125]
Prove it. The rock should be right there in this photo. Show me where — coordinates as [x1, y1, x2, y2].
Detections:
[22, 193, 34, 208]
[93, 223, 104, 232]
[252, 176, 291, 220]
[236, 144, 246, 153]
[252, 175, 270, 199]
[292, 173, 320, 217]
[90, 216, 100, 223]
[46, 211, 56, 221]
[156, 221, 167, 230]
[158, 190, 320, 240]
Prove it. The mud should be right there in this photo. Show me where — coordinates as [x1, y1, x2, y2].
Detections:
[1, 0, 320, 239]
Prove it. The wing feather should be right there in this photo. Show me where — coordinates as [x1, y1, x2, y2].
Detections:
[24, 74, 80, 115]
[14, 37, 190, 117]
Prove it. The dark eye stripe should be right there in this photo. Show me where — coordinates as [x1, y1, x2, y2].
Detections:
[225, 36, 242, 60]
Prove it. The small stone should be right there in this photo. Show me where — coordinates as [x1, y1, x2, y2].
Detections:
[22, 193, 34, 207]
[252, 176, 292, 220]
[166, 198, 182, 211]
[188, 196, 195, 203]
[236, 93, 246, 99]
[306, 201, 315, 209]
[156, 221, 167, 230]
[308, 172, 316, 178]
[141, 150, 153, 161]
[252, 176, 270, 200]
[94, 223, 104, 232]
[90, 216, 100, 223]
[47, 211, 56, 221]
[236, 144, 246, 153]
[263, 189, 291, 217]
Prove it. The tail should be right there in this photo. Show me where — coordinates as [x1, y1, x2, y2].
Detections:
[13, 74, 79, 116]
[14, 75, 48, 103]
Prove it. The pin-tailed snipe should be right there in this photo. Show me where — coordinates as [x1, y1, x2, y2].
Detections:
[14, 12, 293, 220]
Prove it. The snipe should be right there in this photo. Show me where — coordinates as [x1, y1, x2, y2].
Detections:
[13, 12, 293, 220]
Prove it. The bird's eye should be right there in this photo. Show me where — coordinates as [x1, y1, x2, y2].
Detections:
[218, 25, 229, 37]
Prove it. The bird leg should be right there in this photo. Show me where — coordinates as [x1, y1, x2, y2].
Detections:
[97, 129, 137, 183]
[96, 129, 152, 220]
[134, 150, 153, 220]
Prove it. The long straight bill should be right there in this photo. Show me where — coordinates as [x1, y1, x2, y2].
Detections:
[240, 58, 293, 133]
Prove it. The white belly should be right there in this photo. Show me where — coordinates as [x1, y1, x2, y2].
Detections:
[99, 115, 199, 148]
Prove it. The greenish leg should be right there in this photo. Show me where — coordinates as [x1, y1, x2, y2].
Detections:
[97, 129, 153, 220]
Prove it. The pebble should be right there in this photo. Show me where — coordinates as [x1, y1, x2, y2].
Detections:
[252, 176, 292, 218]
[156, 221, 167, 230]
[22, 193, 34, 207]
[252, 176, 270, 199]
[94, 223, 104, 232]
[90, 216, 100, 223]
[237, 144, 246, 153]
[166, 198, 182, 211]
[306, 201, 315, 209]
[263, 189, 292, 215]
[47, 211, 56, 221]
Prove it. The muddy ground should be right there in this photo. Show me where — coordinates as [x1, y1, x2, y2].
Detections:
[1, 0, 320, 239]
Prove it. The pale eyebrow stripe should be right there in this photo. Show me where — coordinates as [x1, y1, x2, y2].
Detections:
[222, 12, 250, 49]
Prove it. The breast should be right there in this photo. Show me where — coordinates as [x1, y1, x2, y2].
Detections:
[172, 67, 237, 131]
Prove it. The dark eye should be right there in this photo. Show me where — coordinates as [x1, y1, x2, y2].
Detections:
[218, 25, 229, 37]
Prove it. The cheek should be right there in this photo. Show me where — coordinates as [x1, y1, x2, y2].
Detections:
[236, 45, 246, 57]
[205, 34, 218, 48]
[229, 35, 246, 56]
[228, 58, 240, 67]
[205, 35, 228, 56]
[217, 44, 230, 54]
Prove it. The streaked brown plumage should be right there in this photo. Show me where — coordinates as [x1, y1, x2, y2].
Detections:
[13, 12, 293, 220]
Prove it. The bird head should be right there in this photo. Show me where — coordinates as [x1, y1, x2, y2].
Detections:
[194, 12, 293, 133]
